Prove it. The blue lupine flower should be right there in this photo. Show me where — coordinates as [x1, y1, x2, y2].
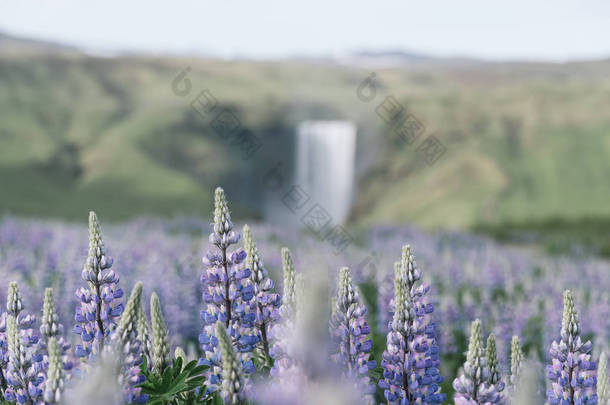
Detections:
[40, 288, 73, 374]
[3, 282, 44, 404]
[74, 211, 124, 360]
[546, 290, 598, 405]
[199, 188, 259, 393]
[112, 282, 148, 404]
[379, 245, 445, 404]
[453, 319, 503, 404]
[243, 224, 281, 368]
[329, 267, 376, 404]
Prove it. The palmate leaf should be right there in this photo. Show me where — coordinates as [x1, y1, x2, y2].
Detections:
[138, 356, 211, 404]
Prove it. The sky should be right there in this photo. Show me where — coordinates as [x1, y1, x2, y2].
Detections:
[0, 0, 609, 61]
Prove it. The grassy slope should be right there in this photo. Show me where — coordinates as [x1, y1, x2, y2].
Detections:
[1, 49, 609, 234]
[352, 63, 610, 229]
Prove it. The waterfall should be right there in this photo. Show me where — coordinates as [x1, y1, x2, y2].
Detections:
[295, 121, 356, 225]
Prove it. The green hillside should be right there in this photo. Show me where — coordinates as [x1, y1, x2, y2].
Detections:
[1, 42, 610, 238]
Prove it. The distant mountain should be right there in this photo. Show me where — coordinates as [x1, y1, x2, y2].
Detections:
[0, 31, 79, 54]
[329, 49, 493, 68]
[1, 32, 609, 236]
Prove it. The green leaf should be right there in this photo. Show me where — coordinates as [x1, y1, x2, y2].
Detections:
[137, 356, 210, 404]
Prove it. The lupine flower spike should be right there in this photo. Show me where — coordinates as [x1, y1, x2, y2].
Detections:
[598, 352, 609, 405]
[216, 321, 246, 405]
[329, 267, 376, 404]
[509, 336, 524, 389]
[40, 288, 73, 375]
[44, 338, 65, 404]
[486, 333, 506, 403]
[379, 245, 444, 404]
[3, 281, 44, 404]
[74, 211, 124, 360]
[150, 292, 170, 373]
[112, 282, 147, 404]
[453, 319, 502, 404]
[546, 290, 598, 405]
[243, 225, 281, 369]
[280, 247, 296, 318]
[269, 247, 300, 381]
[199, 187, 258, 393]
[136, 302, 153, 371]
[40, 288, 63, 342]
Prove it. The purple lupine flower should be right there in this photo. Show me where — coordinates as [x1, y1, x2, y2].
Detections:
[485, 334, 506, 404]
[40, 288, 73, 374]
[243, 224, 281, 369]
[112, 282, 148, 404]
[199, 188, 258, 393]
[39, 289, 73, 405]
[329, 267, 376, 404]
[379, 245, 445, 404]
[74, 212, 124, 360]
[546, 290, 598, 405]
[3, 282, 44, 404]
[453, 319, 503, 404]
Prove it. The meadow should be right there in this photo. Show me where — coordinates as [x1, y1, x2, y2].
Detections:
[1, 32, 610, 405]
[0, 187, 608, 404]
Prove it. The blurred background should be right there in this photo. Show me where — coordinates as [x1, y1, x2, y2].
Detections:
[0, 0, 609, 254]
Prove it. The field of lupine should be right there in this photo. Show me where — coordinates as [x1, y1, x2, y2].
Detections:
[0, 187, 609, 404]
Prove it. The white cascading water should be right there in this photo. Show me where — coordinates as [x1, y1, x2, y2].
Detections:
[295, 121, 356, 225]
